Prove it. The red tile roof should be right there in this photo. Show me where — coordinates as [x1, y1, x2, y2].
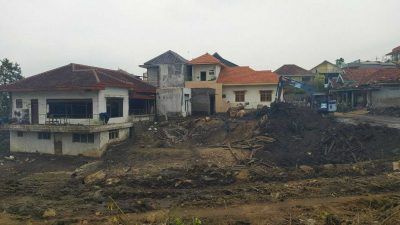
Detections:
[274, 64, 313, 76]
[189, 53, 223, 65]
[217, 66, 279, 84]
[342, 68, 379, 86]
[368, 68, 400, 84]
[333, 68, 400, 89]
[0, 63, 156, 93]
[387, 45, 400, 55]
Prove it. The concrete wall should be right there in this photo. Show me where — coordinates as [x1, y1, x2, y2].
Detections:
[159, 64, 187, 88]
[192, 64, 221, 81]
[99, 128, 130, 152]
[370, 86, 400, 108]
[191, 88, 215, 115]
[146, 67, 159, 87]
[98, 87, 130, 124]
[12, 87, 129, 125]
[156, 88, 191, 117]
[10, 131, 55, 154]
[222, 84, 277, 109]
[185, 81, 228, 113]
[10, 127, 130, 157]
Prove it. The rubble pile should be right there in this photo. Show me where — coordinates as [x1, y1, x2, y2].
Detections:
[257, 102, 400, 166]
[148, 117, 256, 147]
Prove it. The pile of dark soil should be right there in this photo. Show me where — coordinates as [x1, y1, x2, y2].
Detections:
[369, 107, 400, 117]
[256, 103, 400, 166]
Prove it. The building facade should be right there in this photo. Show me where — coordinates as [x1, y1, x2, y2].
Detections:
[141, 50, 192, 117]
[186, 53, 279, 112]
[0, 63, 156, 156]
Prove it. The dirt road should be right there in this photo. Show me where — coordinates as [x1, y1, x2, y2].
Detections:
[335, 111, 400, 129]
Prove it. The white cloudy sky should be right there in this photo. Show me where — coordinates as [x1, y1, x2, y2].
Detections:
[1, 0, 399, 77]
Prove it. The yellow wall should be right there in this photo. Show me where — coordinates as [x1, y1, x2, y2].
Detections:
[185, 81, 229, 113]
[311, 62, 342, 74]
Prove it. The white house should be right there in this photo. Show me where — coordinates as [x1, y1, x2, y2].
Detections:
[0, 63, 156, 157]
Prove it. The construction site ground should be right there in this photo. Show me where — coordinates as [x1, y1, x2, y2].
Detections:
[1, 103, 400, 225]
[335, 110, 400, 129]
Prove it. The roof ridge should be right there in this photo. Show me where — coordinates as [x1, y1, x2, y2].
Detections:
[92, 69, 100, 83]
[96, 70, 134, 86]
[15, 64, 71, 83]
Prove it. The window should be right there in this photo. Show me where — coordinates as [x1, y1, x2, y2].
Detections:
[47, 99, 93, 119]
[16, 99, 22, 108]
[38, 132, 51, 140]
[260, 90, 272, 102]
[209, 70, 215, 76]
[200, 71, 207, 81]
[109, 130, 119, 140]
[106, 98, 123, 118]
[302, 77, 311, 82]
[73, 133, 94, 143]
[17, 131, 23, 137]
[234, 91, 245, 102]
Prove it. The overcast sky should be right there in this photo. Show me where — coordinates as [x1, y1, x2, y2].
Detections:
[1, 0, 399, 77]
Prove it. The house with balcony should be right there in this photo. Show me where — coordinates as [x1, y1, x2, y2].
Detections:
[0, 63, 155, 157]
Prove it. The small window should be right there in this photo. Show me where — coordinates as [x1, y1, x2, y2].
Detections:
[17, 131, 23, 137]
[260, 90, 272, 102]
[73, 134, 80, 142]
[16, 99, 22, 108]
[234, 91, 245, 102]
[38, 132, 51, 140]
[72, 133, 95, 143]
[88, 134, 94, 143]
[209, 70, 215, 75]
[222, 94, 226, 98]
[109, 130, 119, 140]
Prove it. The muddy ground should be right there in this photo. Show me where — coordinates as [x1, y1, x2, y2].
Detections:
[1, 104, 400, 225]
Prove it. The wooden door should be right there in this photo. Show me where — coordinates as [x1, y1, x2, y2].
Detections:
[54, 133, 63, 155]
[30, 99, 39, 124]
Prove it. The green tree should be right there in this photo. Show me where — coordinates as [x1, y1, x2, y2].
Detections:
[0, 58, 23, 117]
[335, 58, 345, 68]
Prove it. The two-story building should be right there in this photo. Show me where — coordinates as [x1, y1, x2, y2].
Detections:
[0, 63, 155, 156]
[185, 53, 279, 112]
[140, 50, 191, 117]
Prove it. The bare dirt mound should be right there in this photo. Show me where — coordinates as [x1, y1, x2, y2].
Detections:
[256, 102, 400, 166]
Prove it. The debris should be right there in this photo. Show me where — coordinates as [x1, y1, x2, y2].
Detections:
[84, 170, 106, 184]
[393, 161, 400, 171]
[42, 208, 56, 218]
[299, 165, 314, 173]
[4, 155, 15, 161]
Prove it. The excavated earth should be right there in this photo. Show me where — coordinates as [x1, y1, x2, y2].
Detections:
[0, 104, 400, 225]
